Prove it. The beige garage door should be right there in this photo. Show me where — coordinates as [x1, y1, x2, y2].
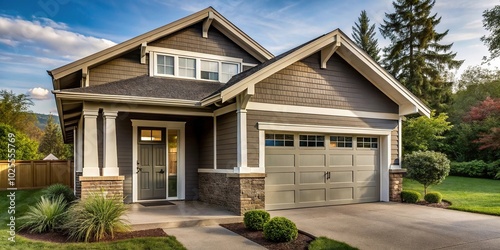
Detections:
[265, 133, 380, 210]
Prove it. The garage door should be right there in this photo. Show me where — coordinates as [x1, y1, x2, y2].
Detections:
[265, 133, 380, 210]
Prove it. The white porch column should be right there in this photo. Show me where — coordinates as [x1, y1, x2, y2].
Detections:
[76, 118, 83, 172]
[236, 108, 248, 169]
[102, 111, 119, 176]
[82, 110, 100, 176]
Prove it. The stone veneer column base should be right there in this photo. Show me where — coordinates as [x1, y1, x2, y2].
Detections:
[79, 176, 125, 201]
[199, 172, 266, 215]
[389, 169, 407, 202]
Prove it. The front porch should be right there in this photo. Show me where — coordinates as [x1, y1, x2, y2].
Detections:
[125, 200, 242, 230]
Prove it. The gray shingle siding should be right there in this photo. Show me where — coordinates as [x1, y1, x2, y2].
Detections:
[251, 53, 399, 113]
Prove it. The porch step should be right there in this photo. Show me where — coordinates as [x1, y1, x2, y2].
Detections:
[131, 216, 243, 230]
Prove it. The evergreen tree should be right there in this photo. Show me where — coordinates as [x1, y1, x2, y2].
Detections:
[38, 115, 67, 159]
[380, 0, 463, 111]
[352, 10, 381, 62]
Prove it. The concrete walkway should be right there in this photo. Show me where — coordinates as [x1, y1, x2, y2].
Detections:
[270, 202, 500, 250]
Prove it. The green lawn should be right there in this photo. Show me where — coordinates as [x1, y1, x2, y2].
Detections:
[0, 189, 185, 249]
[308, 236, 359, 250]
[403, 176, 500, 216]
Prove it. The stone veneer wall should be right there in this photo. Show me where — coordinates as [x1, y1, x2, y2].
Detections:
[79, 176, 125, 200]
[199, 172, 265, 215]
[75, 172, 83, 198]
[389, 169, 407, 202]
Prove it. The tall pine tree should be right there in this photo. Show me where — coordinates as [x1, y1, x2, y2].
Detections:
[352, 10, 381, 62]
[38, 115, 72, 160]
[380, 0, 463, 111]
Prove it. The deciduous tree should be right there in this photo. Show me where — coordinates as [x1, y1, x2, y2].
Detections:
[481, 5, 500, 62]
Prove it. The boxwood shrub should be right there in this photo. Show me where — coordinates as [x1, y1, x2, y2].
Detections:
[424, 192, 443, 203]
[263, 217, 298, 242]
[243, 210, 270, 231]
[401, 190, 421, 203]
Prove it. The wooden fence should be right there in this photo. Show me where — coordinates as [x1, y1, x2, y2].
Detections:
[0, 160, 74, 190]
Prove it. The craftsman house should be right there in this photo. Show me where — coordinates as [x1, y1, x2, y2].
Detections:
[49, 7, 429, 214]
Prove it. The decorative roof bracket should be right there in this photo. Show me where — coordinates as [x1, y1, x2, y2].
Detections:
[320, 34, 341, 69]
[202, 11, 214, 38]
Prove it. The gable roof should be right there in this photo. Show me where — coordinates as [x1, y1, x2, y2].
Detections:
[203, 29, 431, 117]
[48, 7, 273, 84]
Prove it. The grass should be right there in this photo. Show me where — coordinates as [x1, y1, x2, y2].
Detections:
[0, 189, 185, 249]
[308, 236, 359, 250]
[403, 176, 500, 216]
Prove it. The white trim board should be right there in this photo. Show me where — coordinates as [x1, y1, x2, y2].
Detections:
[247, 102, 399, 120]
[131, 120, 186, 202]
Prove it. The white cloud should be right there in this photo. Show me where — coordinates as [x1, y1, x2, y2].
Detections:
[27, 87, 51, 100]
[0, 16, 116, 60]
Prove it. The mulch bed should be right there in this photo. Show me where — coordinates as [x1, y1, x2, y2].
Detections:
[221, 222, 314, 250]
[19, 228, 167, 243]
[416, 200, 452, 209]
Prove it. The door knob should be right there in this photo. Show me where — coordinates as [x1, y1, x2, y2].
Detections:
[136, 167, 142, 174]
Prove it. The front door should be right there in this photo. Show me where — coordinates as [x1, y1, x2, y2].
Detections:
[138, 144, 166, 200]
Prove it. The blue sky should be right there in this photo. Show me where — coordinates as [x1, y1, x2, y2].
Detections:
[0, 0, 498, 114]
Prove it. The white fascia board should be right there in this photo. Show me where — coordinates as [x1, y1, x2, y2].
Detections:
[247, 102, 399, 120]
[220, 33, 339, 103]
[257, 122, 392, 135]
[54, 91, 200, 107]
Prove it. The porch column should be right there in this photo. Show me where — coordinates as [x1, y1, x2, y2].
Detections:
[236, 108, 248, 169]
[82, 110, 100, 176]
[102, 111, 119, 176]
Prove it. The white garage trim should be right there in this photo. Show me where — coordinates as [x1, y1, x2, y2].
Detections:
[258, 122, 392, 205]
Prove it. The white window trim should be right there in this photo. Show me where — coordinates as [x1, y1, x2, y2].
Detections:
[131, 120, 186, 202]
[149, 47, 242, 83]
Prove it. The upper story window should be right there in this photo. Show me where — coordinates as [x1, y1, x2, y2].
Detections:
[151, 48, 242, 83]
[157, 55, 174, 75]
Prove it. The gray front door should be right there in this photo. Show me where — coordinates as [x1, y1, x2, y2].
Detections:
[138, 144, 166, 200]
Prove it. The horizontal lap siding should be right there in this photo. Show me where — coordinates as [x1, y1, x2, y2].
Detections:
[90, 49, 147, 86]
[246, 110, 398, 168]
[198, 118, 214, 169]
[252, 53, 398, 113]
[149, 22, 260, 64]
[116, 113, 133, 203]
[217, 112, 237, 169]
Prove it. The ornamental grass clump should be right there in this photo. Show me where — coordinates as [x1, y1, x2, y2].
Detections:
[19, 195, 67, 233]
[243, 210, 270, 231]
[63, 191, 130, 242]
[43, 183, 76, 205]
[263, 217, 298, 242]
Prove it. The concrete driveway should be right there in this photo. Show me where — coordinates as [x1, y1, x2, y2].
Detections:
[270, 202, 500, 250]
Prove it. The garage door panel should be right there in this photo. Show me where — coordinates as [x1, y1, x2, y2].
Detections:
[329, 187, 354, 201]
[266, 133, 380, 210]
[357, 170, 378, 183]
[300, 172, 326, 184]
[299, 189, 326, 203]
[357, 186, 378, 200]
[266, 172, 295, 185]
[329, 154, 354, 167]
[266, 154, 295, 167]
[299, 154, 325, 167]
[330, 171, 353, 183]
[266, 190, 295, 205]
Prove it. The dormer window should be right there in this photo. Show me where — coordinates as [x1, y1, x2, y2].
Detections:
[150, 48, 242, 83]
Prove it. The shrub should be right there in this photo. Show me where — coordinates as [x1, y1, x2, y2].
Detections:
[19, 195, 67, 233]
[424, 192, 443, 203]
[449, 160, 500, 179]
[62, 192, 130, 242]
[263, 217, 298, 242]
[243, 210, 270, 231]
[401, 190, 421, 203]
[405, 151, 450, 194]
[43, 183, 76, 204]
